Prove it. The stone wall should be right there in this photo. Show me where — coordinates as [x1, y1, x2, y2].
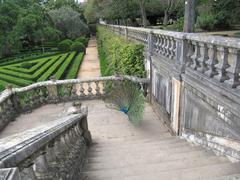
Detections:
[103, 24, 240, 160]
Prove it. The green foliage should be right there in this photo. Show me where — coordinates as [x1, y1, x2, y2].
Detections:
[54, 52, 76, 79]
[197, 14, 217, 31]
[58, 39, 73, 52]
[38, 53, 69, 81]
[166, 17, 184, 31]
[98, 46, 109, 76]
[97, 26, 146, 78]
[66, 53, 84, 79]
[106, 81, 145, 125]
[49, 6, 89, 39]
[75, 37, 88, 47]
[0, 84, 5, 92]
[70, 42, 85, 52]
[20, 62, 35, 69]
[0, 72, 33, 86]
[0, 51, 84, 89]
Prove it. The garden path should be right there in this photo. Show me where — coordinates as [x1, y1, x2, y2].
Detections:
[77, 37, 100, 78]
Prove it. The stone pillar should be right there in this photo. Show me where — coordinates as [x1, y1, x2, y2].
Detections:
[171, 78, 182, 135]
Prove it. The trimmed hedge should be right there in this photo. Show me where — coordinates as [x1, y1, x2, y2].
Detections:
[55, 52, 77, 80]
[70, 42, 85, 52]
[66, 53, 84, 79]
[58, 39, 73, 52]
[75, 37, 88, 47]
[0, 55, 62, 80]
[96, 26, 146, 78]
[0, 52, 59, 66]
[5, 58, 51, 74]
[0, 73, 33, 86]
[38, 53, 69, 82]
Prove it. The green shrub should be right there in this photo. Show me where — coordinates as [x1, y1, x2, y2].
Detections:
[0, 55, 62, 80]
[96, 26, 146, 78]
[66, 53, 84, 79]
[58, 39, 73, 52]
[0, 84, 4, 92]
[20, 62, 35, 69]
[70, 42, 85, 52]
[75, 37, 88, 46]
[197, 14, 217, 31]
[55, 52, 77, 79]
[38, 53, 69, 82]
[0, 73, 33, 86]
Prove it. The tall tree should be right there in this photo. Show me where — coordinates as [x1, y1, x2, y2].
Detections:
[138, 0, 148, 27]
[183, 0, 196, 32]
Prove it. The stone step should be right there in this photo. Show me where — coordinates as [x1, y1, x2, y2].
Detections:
[91, 132, 173, 144]
[85, 148, 215, 164]
[90, 137, 183, 149]
[88, 142, 196, 157]
[90, 138, 187, 152]
[84, 155, 228, 172]
[83, 163, 240, 180]
[202, 173, 240, 180]
[87, 144, 206, 158]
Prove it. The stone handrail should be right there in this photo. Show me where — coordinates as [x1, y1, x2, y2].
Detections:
[103, 24, 240, 91]
[0, 109, 92, 179]
[0, 75, 149, 131]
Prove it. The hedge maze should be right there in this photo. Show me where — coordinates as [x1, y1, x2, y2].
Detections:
[0, 52, 84, 89]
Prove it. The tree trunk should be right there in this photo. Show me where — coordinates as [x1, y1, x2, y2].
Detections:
[139, 0, 148, 28]
[183, 0, 197, 32]
[163, 11, 169, 26]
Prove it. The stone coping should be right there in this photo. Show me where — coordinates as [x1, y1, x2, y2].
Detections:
[0, 113, 87, 168]
[0, 76, 149, 103]
[103, 24, 240, 48]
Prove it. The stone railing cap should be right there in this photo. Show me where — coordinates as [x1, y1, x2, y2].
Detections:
[0, 113, 86, 168]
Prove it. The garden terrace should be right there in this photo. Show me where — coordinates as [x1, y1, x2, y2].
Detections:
[0, 51, 84, 88]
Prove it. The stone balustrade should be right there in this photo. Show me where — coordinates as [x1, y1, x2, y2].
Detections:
[103, 24, 240, 160]
[0, 75, 149, 132]
[0, 110, 91, 180]
[104, 24, 240, 90]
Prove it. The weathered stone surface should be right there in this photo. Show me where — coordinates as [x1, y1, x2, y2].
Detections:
[102, 24, 240, 160]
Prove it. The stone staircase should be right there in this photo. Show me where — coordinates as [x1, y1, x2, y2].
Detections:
[80, 100, 240, 180]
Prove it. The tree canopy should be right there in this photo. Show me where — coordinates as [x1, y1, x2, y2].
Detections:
[0, 0, 88, 58]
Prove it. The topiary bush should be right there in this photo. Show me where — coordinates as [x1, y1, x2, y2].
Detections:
[20, 62, 35, 69]
[96, 26, 146, 78]
[75, 37, 88, 47]
[58, 39, 73, 52]
[70, 42, 85, 53]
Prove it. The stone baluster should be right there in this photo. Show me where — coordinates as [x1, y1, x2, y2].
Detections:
[190, 41, 201, 70]
[197, 42, 208, 73]
[215, 47, 230, 82]
[165, 36, 171, 58]
[169, 37, 175, 60]
[20, 159, 37, 180]
[95, 81, 101, 96]
[79, 83, 86, 97]
[186, 40, 194, 67]
[161, 36, 166, 56]
[225, 48, 240, 88]
[205, 44, 218, 78]
[71, 86, 78, 100]
[87, 82, 93, 96]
